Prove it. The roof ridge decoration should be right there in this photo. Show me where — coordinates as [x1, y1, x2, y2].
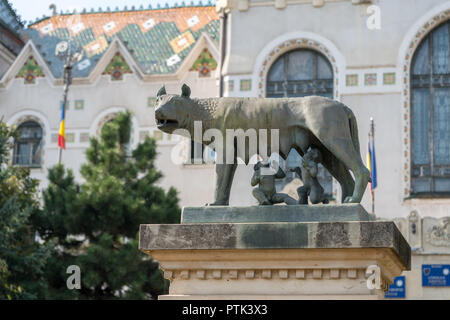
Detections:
[29, 1, 216, 26]
[189, 47, 217, 77]
[15, 55, 45, 84]
[102, 51, 132, 81]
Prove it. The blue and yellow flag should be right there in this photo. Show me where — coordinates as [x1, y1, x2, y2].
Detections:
[366, 134, 377, 191]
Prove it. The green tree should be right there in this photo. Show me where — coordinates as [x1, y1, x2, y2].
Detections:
[34, 112, 180, 299]
[0, 121, 51, 299]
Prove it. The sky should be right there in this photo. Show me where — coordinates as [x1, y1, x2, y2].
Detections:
[9, 0, 215, 25]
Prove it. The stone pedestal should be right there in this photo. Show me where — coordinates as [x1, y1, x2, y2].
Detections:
[139, 205, 410, 300]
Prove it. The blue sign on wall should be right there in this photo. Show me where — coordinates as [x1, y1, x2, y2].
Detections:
[385, 276, 406, 298]
[422, 264, 450, 287]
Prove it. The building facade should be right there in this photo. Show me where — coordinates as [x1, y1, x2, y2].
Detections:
[0, 4, 221, 206]
[217, 0, 450, 299]
[0, 0, 449, 299]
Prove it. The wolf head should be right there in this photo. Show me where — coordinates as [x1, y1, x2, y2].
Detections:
[154, 84, 194, 134]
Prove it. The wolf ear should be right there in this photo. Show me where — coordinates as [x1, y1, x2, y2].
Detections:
[181, 83, 191, 98]
[157, 86, 166, 97]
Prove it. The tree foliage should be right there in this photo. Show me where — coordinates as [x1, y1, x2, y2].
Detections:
[34, 112, 180, 299]
[0, 121, 51, 299]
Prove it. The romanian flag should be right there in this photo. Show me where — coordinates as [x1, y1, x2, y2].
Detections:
[58, 102, 66, 149]
[366, 133, 377, 193]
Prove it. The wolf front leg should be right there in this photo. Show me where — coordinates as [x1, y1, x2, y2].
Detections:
[209, 163, 238, 206]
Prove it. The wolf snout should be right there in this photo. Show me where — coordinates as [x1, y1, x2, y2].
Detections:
[155, 109, 164, 120]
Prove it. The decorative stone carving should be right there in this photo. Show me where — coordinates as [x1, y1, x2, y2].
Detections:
[393, 211, 450, 253]
[295, 270, 305, 279]
[180, 270, 190, 279]
[212, 270, 222, 279]
[159, 268, 377, 281]
[196, 270, 206, 279]
[164, 270, 173, 280]
[228, 270, 238, 279]
[312, 269, 322, 279]
[278, 270, 288, 279]
[425, 217, 450, 247]
[330, 269, 340, 279]
[262, 270, 271, 279]
[347, 269, 357, 279]
[189, 48, 217, 78]
[102, 52, 132, 81]
[15, 55, 45, 84]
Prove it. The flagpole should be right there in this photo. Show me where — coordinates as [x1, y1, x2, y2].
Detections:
[370, 117, 375, 215]
[58, 68, 69, 163]
[58, 145, 62, 164]
[371, 187, 375, 216]
[58, 64, 72, 164]
[57, 38, 79, 164]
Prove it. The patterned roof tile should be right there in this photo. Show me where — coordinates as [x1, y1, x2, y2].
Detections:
[24, 6, 219, 78]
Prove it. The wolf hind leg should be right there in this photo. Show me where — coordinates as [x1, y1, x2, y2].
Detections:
[320, 150, 355, 203]
[322, 138, 369, 203]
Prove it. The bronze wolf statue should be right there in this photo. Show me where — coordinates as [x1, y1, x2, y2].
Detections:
[154, 84, 370, 205]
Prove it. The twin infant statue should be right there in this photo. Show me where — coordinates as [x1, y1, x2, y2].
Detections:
[251, 147, 329, 206]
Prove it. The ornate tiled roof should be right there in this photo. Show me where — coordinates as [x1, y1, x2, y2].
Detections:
[0, 0, 24, 32]
[0, 0, 24, 56]
[23, 4, 219, 78]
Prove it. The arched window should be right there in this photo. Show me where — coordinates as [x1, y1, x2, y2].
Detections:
[267, 49, 334, 199]
[411, 21, 450, 195]
[13, 121, 43, 167]
[266, 49, 333, 98]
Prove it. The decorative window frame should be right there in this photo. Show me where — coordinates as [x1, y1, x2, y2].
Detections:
[6, 110, 50, 168]
[253, 31, 346, 100]
[397, 3, 450, 199]
[251, 31, 345, 200]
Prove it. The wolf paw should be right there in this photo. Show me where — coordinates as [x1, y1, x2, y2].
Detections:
[205, 202, 228, 206]
[343, 196, 357, 203]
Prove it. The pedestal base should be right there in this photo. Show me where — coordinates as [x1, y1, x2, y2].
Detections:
[140, 218, 411, 300]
